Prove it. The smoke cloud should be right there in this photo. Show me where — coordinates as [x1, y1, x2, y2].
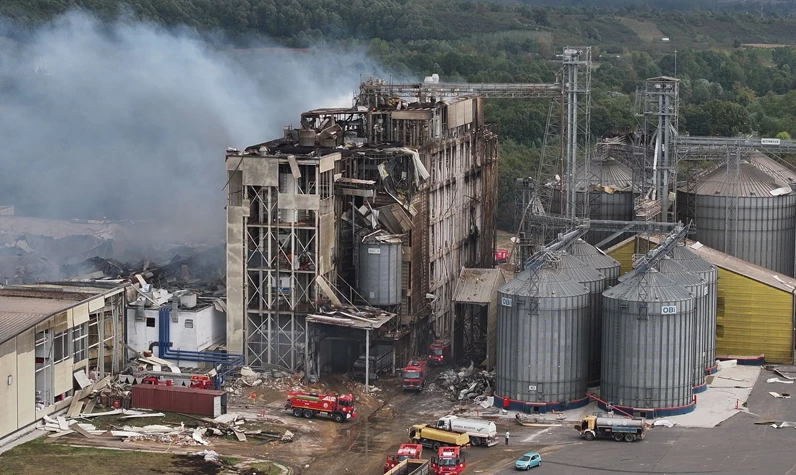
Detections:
[0, 12, 378, 246]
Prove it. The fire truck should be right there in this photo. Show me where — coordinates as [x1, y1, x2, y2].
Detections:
[385, 444, 424, 472]
[430, 446, 466, 474]
[402, 360, 427, 391]
[284, 391, 356, 423]
[428, 341, 450, 366]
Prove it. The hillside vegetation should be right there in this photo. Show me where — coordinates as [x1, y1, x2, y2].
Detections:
[4, 1, 796, 230]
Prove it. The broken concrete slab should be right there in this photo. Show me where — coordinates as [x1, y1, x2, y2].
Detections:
[766, 378, 794, 384]
[769, 392, 791, 398]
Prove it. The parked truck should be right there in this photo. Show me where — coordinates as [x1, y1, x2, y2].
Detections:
[409, 424, 470, 451]
[575, 415, 648, 442]
[435, 415, 497, 447]
[284, 391, 357, 423]
[402, 360, 427, 392]
[430, 446, 466, 475]
[351, 343, 393, 381]
[428, 341, 450, 366]
[384, 459, 430, 475]
[385, 444, 424, 472]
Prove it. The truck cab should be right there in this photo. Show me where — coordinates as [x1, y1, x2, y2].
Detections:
[428, 341, 450, 366]
[575, 415, 647, 442]
[430, 446, 466, 475]
[402, 360, 427, 391]
[384, 444, 424, 472]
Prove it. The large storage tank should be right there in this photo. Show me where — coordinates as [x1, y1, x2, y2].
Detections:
[569, 239, 621, 289]
[620, 258, 707, 391]
[357, 234, 402, 306]
[668, 244, 718, 373]
[677, 153, 796, 276]
[602, 269, 696, 415]
[497, 263, 590, 411]
[556, 252, 605, 387]
[551, 158, 636, 248]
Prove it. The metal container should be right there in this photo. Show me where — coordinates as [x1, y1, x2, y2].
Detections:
[602, 269, 695, 411]
[556, 252, 605, 386]
[668, 244, 718, 372]
[620, 258, 706, 389]
[298, 129, 317, 147]
[678, 154, 796, 276]
[569, 239, 621, 289]
[497, 263, 590, 405]
[551, 159, 636, 247]
[358, 234, 402, 306]
[132, 384, 227, 417]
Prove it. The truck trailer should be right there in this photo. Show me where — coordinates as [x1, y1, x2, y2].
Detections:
[384, 459, 430, 475]
[435, 415, 497, 447]
[352, 343, 393, 381]
[409, 424, 470, 451]
[575, 415, 647, 442]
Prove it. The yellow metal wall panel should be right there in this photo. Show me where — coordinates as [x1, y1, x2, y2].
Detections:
[88, 297, 105, 313]
[53, 358, 74, 396]
[16, 329, 35, 428]
[0, 339, 18, 437]
[72, 303, 90, 326]
[716, 268, 793, 364]
[607, 238, 636, 276]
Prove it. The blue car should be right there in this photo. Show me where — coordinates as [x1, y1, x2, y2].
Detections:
[515, 451, 542, 470]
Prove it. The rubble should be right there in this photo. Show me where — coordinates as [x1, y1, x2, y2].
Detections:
[196, 450, 220, 462]
[766, 377, 794, 384]
[437, 364, 495, 401]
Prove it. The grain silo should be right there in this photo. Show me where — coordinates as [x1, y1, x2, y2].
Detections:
[669, 244, 718, 374]
[603, 269, 696, 416]
[556, 252, 606, 387]
[496, 263, 590, 413]
[570, 239, 621, 289]
[357, 233, 402, 306]
[551, 158, 636, 248]
[677, 153, 796, 276]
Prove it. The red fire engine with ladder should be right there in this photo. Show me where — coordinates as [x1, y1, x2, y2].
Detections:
[284, 391, 357, 423]
[384, 444, 424, 472]
[431, 446, 466, 475]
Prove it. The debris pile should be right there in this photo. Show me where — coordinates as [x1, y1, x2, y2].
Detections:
[226, 366, 303, 399]
[437, 363, 495, 400]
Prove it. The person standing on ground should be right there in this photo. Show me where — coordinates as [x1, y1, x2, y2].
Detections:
[505, 430, 510, 446]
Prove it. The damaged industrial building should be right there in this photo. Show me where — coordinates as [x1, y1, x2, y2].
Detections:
[225, 77, 501, 381]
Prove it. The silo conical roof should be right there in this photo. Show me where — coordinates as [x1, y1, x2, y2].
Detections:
[500, 263, 588, 298]
[575, 158, 634, 191]
[604, 268, 693, 302]
[556, 252, 605, 287]
[669, 245, 716, 276]
[620, 257, 705, 288]
[684, 153, 796, 197]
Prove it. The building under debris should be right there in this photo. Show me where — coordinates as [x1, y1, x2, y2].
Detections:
[0, 282, 126, 443]
[225, 78, 498, 377]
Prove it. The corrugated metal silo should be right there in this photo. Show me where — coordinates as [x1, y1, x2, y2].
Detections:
[602, 269, 696, 415]
[556, 252, 605, 387]
[678, 153, 796, 276]
[357, 234, 402, 306]
[570, 239, 621, 289]
[669, 244, 718, 373]
[497, 263, 590, 410]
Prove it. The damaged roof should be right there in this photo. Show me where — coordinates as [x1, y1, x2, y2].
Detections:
[0, 284, 123, 345]
[306, 305, 398, 330]
[452, 268, 505, 304]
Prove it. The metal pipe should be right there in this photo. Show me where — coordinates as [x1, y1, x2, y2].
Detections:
[365, 328, 370, 393]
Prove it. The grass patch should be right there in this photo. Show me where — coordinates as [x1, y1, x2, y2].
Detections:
[0, 438, 222, 475]
[221, 455, 241, 466]
[88, 411, 200, 430]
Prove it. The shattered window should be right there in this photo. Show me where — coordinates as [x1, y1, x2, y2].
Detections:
[53, 331, 70, 363]
[72, 323, 88, 362]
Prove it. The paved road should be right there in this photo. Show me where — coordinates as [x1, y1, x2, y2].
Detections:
[461, 371, 796, 474]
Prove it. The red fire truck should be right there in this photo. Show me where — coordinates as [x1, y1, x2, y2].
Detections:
[284, 391, 357, 423]
[431, 446, 466, 474]
[428, 341, 451, 366]
[384, 444, 424, 472]
[402, 360, 427, 392]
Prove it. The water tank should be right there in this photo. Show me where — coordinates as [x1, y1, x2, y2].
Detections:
[556, 252, 605, 387]
[569, 239, 621, 289]
[620, 257, 707, 391]
[602, 269, 696, 414]
[278, 173, 298, 223]
[357, 235, 402, 306]
[668, 244, 718, 373]
[497, 263, 590, 408]
[677, 153, 796, 276]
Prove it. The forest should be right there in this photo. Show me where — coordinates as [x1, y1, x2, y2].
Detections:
[4, 0, 796, 230]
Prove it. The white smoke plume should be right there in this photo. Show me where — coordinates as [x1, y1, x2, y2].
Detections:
[0, 12, 378, 246]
